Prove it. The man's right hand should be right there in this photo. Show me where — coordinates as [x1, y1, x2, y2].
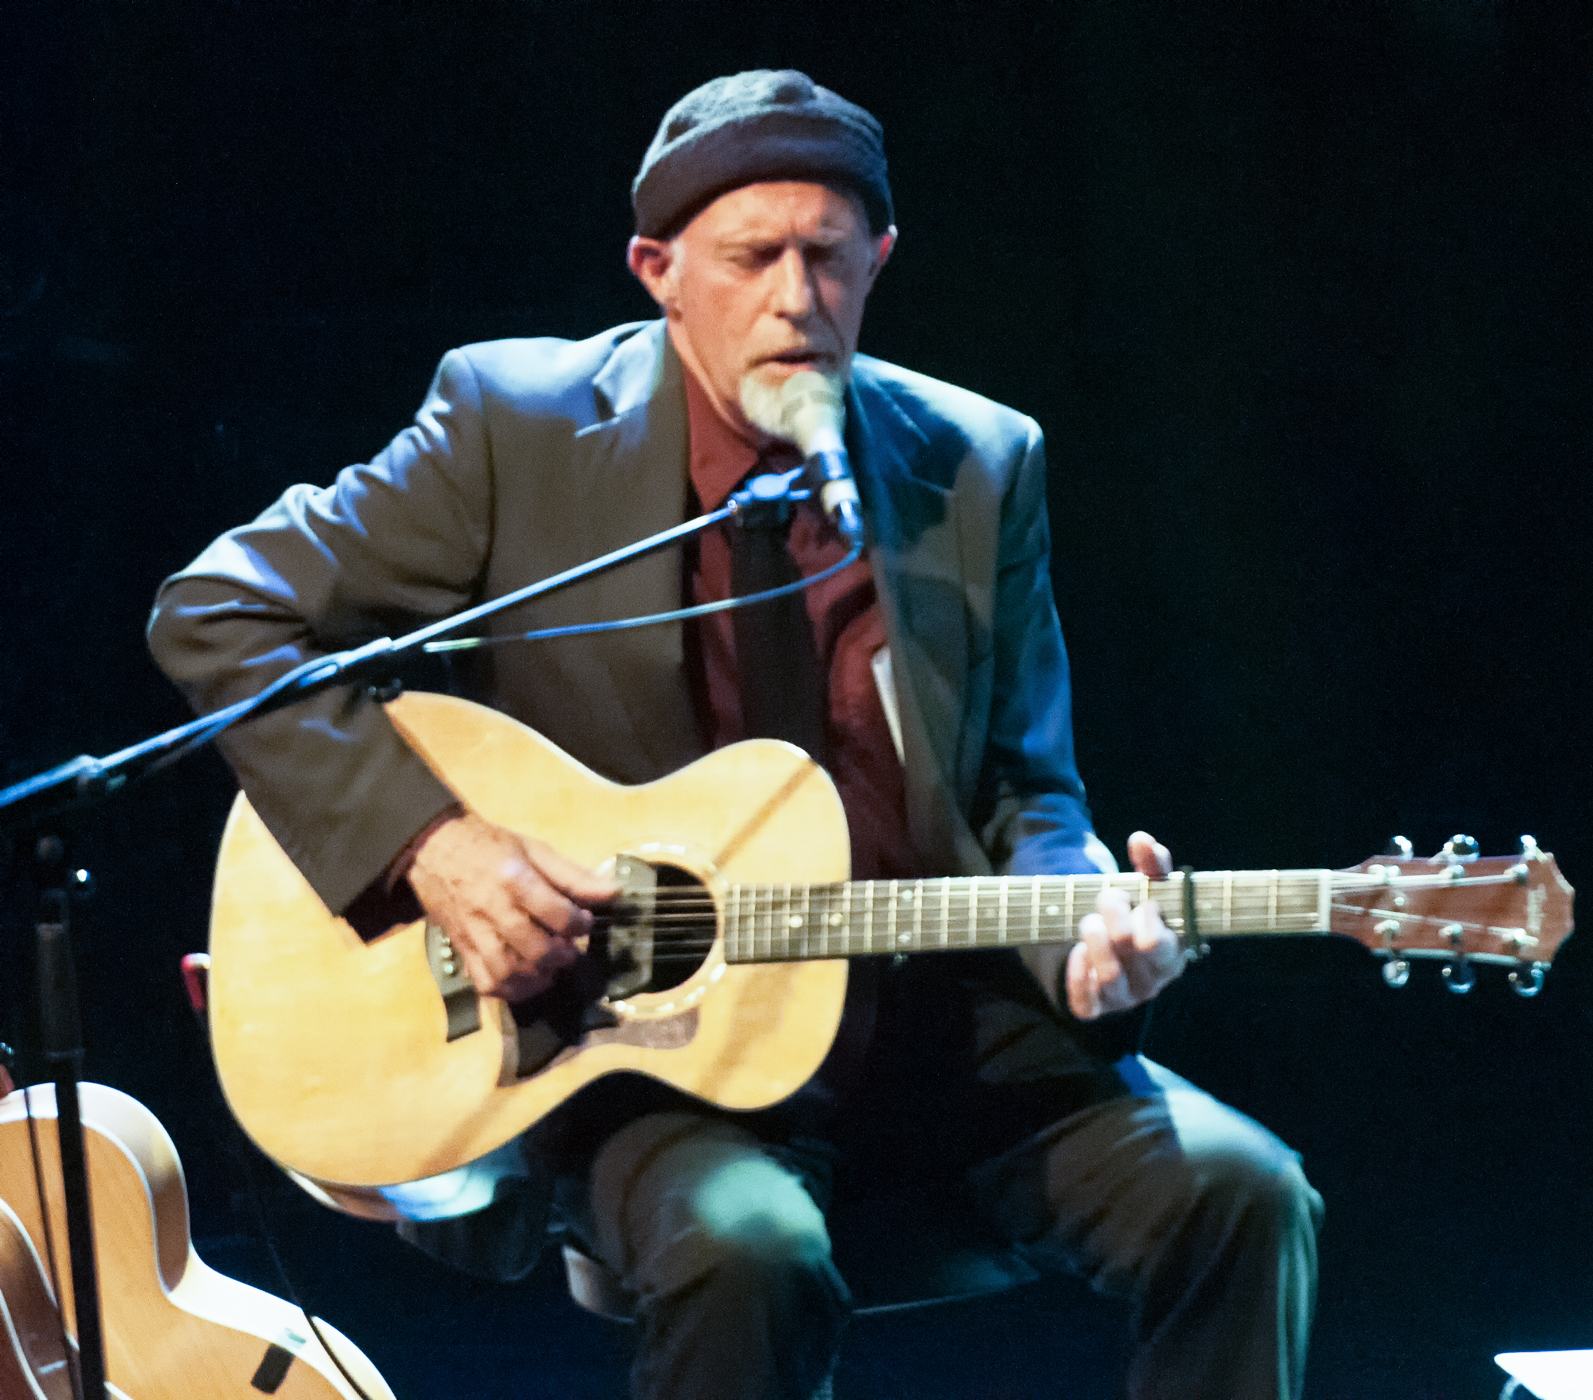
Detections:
[407, 812, 619, 1002]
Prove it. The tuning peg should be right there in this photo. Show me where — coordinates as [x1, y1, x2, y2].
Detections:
[1438, 834, 1479, 862]
[1384, 835, 1413, 859]
[1381, 958, 1411, 989]
[69, 867, 95, 903]
[1520, 835, 1544, 862]
[1442, 959, 1475, 994]
[1509, 964, 1546, 998]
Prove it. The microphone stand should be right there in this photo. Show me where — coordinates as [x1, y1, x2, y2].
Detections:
[0, 471, 827, 1397]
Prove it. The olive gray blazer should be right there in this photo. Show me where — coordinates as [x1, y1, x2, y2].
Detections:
[148, 319, 1098, 913]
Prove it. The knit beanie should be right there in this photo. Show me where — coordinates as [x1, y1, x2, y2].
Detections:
[632, 70, 893, 238]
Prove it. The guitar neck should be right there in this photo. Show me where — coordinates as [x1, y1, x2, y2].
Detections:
[720, 869, 1332, 965]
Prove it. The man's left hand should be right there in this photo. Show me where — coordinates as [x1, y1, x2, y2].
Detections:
[1066, 831, 1185, 1020]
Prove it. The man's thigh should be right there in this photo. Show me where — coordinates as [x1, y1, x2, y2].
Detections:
[971, 1057, 1323, 1293]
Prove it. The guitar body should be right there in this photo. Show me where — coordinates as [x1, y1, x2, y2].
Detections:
[1, 1195, 126, 1400]
[0, 1082, 394, 1399]
[209, 691, 851, 1191]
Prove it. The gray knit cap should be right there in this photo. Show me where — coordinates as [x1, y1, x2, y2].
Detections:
[632, 70, 893, 238]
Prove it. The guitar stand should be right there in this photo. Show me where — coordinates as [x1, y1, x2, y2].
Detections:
[26, 831, 108, 1400]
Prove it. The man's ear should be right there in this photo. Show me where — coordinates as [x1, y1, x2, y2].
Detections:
[627, 235, 678, 309]
[870, 225, 898, 279]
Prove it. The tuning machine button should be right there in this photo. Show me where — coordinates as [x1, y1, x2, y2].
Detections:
[1438, 834, 1479, 862]
[1509, 964, 1546, 998]
[1442, 959, 1475, 994]
[1381, 958, 1411, 989]
[1384, 835, 1414, 859]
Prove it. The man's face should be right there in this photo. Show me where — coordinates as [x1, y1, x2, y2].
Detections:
[628, 181, 895, 437]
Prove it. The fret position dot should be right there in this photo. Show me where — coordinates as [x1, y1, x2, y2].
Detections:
[1046, 905, 1060, 917]
[828, 912, 844, 926]
[897, 932, 910, 945]
[789, 915, 804, 929]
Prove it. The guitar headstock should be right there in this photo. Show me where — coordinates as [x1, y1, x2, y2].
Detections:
[1329, 835, 1574, 994]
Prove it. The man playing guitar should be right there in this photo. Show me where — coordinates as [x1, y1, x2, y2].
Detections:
[150, 71, 1321, 1400]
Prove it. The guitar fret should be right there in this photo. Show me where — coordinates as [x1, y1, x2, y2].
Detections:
[724, 868, 1339, 965]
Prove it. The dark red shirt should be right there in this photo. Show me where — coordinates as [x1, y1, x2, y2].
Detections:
[681, 367, 923, 881]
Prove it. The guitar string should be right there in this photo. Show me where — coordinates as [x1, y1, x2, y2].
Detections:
[581, 870, 1520, 908]
[575, 907, 1514, 960]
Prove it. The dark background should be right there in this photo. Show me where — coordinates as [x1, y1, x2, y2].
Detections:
[3, 2, 1590, 1397]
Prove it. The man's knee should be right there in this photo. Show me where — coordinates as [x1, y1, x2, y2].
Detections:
[690, 1154, 835, 1268]
[609, 1120, 841, 1308]
[1166, 1097, 1324, 1254]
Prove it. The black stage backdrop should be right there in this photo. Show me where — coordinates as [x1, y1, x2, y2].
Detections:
[3, 4, 1590, 1398]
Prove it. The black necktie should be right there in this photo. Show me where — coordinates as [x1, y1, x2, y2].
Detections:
[729, 479, 828, 765]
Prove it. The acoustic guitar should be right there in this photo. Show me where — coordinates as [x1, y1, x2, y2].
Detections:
[0, 1082, 395, 1399]
[206, 692, 1574, 1209]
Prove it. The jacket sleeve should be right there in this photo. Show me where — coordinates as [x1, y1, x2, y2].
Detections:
[972, 419, 1112, 882]
[147, 348, 499, 915]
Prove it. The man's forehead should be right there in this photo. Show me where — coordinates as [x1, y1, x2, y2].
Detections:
[689, 181, 867, 243]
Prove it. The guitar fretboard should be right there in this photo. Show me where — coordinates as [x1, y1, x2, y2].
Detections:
[721, 870, 1332, 964]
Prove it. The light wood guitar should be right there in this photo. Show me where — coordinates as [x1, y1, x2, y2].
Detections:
[207, 692, 1575, 1209]
[0, 1082, 395, 1399]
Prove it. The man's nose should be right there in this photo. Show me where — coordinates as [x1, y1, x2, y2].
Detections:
[770, 248, 818, 317]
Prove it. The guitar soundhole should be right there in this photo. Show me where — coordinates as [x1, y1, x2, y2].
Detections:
[640, 863, 715, 993]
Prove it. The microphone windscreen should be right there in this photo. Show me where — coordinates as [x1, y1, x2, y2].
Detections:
[741, 370, 845, 454]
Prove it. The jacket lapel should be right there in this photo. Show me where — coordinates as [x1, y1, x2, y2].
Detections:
[557, 323, 703, 780]
[848, 373, 988, 875]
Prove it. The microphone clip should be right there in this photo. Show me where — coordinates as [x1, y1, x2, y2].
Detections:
[729, 467, 810, 532]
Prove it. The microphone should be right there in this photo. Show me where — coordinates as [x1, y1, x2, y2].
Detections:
[741, 371, 865, 547]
